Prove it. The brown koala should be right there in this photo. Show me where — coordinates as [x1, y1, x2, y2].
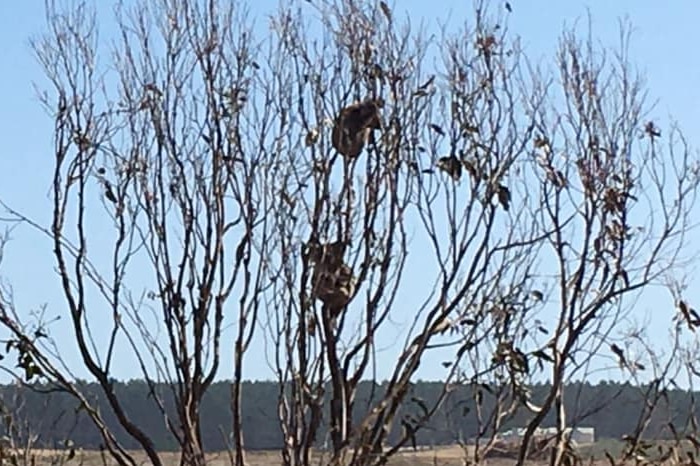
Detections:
[303, 239, 356, 309]
[303, 240, 347, 270]
[331, 99, 382, 158]
[312, 262, 356, 310]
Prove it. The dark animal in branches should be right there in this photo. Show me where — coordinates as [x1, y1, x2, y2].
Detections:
[302, 239, 356, 310]
[303, 240, 347, 268]
[331, 99, 383, 158]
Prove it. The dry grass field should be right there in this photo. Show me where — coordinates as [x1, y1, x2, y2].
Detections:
[0, 448, 493, 466]
[0, 446, 510, 466]
[1, 443, 679, 465]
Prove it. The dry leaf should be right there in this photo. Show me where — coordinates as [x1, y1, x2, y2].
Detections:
[610, 343, 626, 367]
[437, 156, 462, 181]
[417, 75, 435, 90]
[104, 182, 117, 204]
[462, 159, 478, 180]
[645, 121, 661, 138]
[305, 128, 319, 146]
[379, 1, 392, 21]
[533, 135, 549, 149]
[429, 123, 445, 136]
[497, 184, 511, 211]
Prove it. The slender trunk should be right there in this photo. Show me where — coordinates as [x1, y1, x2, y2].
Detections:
[180, 440, 206, 466]
[179, 388, 206, 466]
[323, 305, 347, 454]
[551, 383, 567, 466]
[231, 340, 246, 466]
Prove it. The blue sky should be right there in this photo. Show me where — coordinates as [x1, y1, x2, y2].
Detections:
[0, 0, 698, 385]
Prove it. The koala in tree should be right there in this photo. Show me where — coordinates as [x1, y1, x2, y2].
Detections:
[331, 99, 383, 158]
[302, 239, 356, 309]
[303, 240, 347, 269]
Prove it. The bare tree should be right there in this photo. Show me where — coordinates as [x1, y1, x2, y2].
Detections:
[259, 2, 700, 466]
[0, 1, 269, 465]
[507, 19, 699, 466]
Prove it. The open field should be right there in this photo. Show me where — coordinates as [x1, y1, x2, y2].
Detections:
[3, 442, 686, 465]
[0, 446, 502, 466]
[0, 448, 495, 466]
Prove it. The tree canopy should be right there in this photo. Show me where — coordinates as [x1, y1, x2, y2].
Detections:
[0, 1, 698, 465]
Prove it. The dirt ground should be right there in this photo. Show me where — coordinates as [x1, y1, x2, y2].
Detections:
[0, 444, 658, 465]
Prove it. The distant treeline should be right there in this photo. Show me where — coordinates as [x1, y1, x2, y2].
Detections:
[0, 380, 693, 451]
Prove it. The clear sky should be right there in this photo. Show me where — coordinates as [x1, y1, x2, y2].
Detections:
[0, 0, 698, 384]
